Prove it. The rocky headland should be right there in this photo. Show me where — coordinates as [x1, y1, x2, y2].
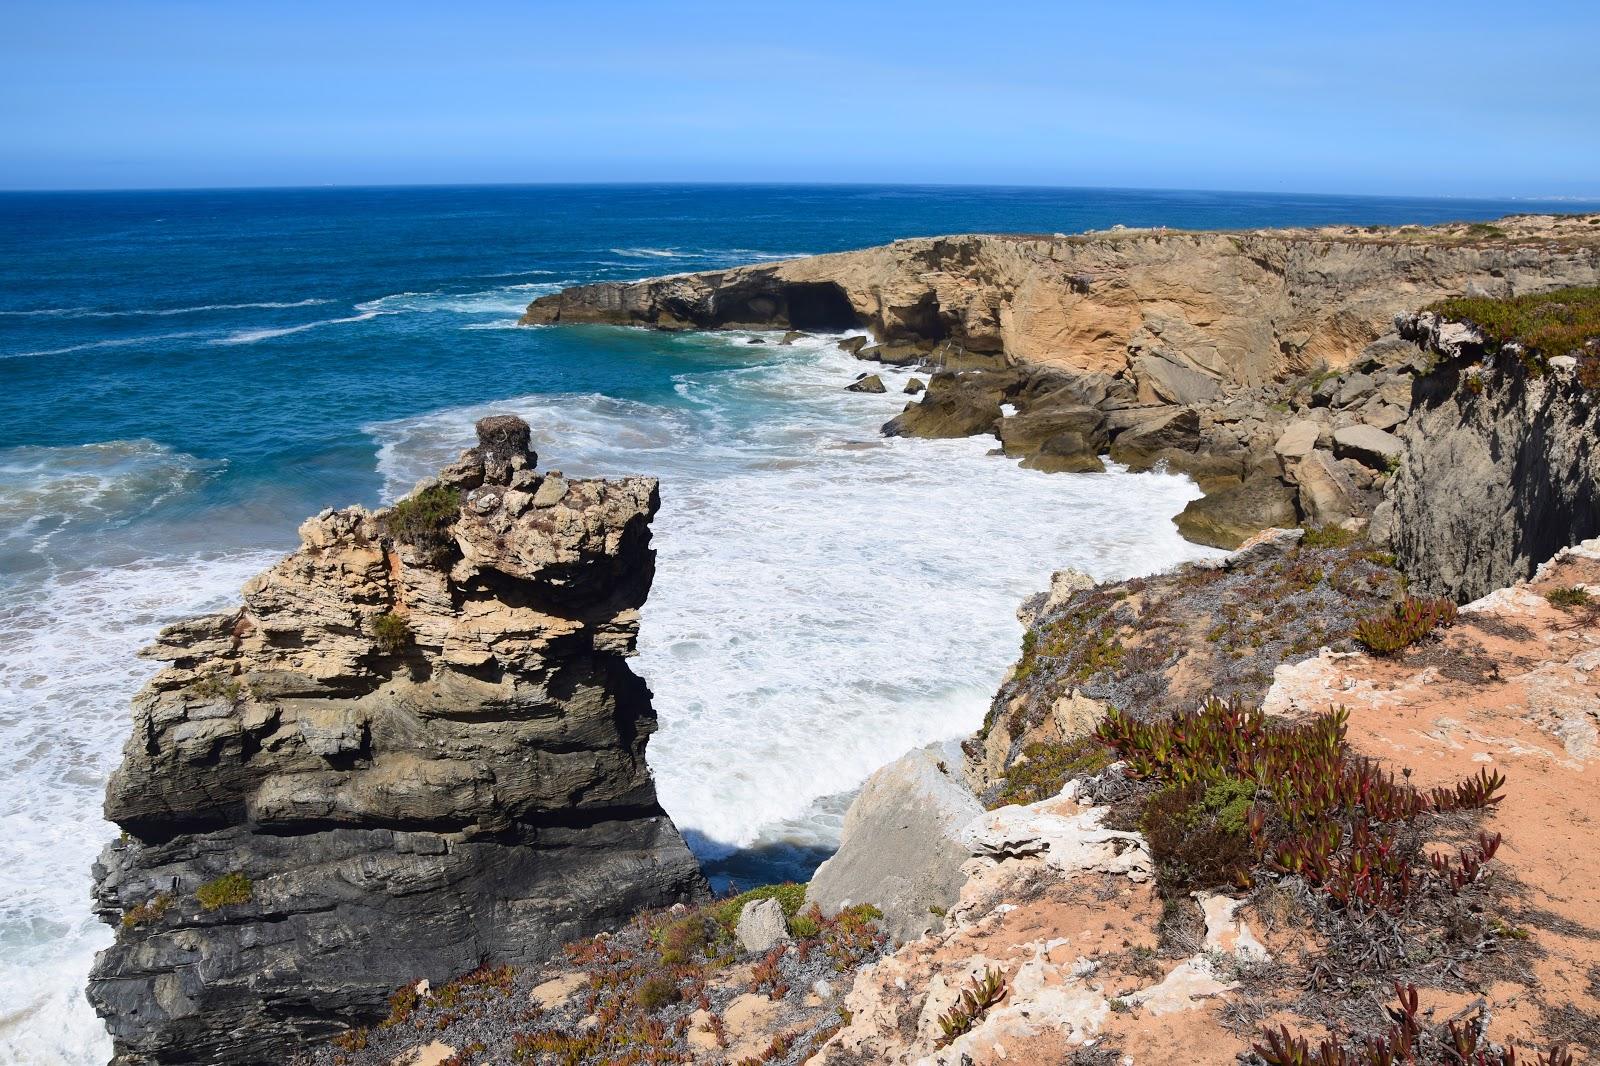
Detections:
[88, 417, 706, 1065]
[525, 213, 1600, 561]
[91, 216, 1600, 1066]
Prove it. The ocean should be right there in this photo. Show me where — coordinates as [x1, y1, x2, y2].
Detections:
[0, 183, 1580, 1063]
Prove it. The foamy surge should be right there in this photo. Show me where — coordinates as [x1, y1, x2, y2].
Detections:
[369, 333, 1219, 862]
[0, 551, 277, 1065]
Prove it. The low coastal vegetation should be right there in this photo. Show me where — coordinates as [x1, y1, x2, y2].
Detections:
[320, 883, 887, 1066]
[195, 872, 253, 911]
[370, 611, 409, 654]
[1427, 285, 1600, 384]
[385, 484, 461, 548]
[1354, 594, 1458, 656]
[1427, 285, 1600, 363]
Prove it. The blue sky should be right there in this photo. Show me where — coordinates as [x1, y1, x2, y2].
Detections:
[3, 0, 1597, 196]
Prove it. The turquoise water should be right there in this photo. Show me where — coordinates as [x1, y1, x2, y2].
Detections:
[0, 184, 1582, 1063]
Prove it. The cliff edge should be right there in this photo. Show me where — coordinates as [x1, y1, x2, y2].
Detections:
[87, 416, 707, 1065]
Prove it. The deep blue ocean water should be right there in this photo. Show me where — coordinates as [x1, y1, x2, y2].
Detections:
[0, 184, 1586, 1062]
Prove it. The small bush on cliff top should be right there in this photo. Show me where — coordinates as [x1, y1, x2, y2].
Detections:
[1355, 594, 1457, 656]
[1546, 585, 1592, 609]
[1427, 285, 1600, 363]
[195, 872, 253, 910]
[1096, 696, 1505, 911]
[1257, 982, 1573, 1066]
[385, 484, 461, 548]
[991, 737, 1114, 809]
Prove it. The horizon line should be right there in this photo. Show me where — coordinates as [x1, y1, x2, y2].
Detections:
[2, 178, 1598, 204]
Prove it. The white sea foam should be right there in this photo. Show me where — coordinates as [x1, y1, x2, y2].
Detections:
[367, 333, 1220, 856]
[358, 285, 559, 317]
[0, 299, 331, 319]
[0, 440, 218, 558]
[0, 551, 279, 1065]
[6, 331, 215, 360]
[210, 310, 387, 345]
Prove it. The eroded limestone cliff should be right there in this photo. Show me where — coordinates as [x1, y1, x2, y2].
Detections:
[87, 416, 706, 1065]
[523, 214, 1600, 396]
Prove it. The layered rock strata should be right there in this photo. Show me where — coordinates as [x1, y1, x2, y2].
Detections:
[87, 416, 706, 1065]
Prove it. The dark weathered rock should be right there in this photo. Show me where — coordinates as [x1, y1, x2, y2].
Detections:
[903, 377, 926, 395]
[838, 336, 869, 356]
[881, 371, 1019, 439]
[88, 416, 707, 1066]
[1173, 475, 1299, 550]
[1391, 313, 1600, 600]
[996, 405, 1107, 460]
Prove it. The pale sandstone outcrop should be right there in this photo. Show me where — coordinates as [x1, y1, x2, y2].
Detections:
[812, 786, 1262, 1065]
[524, 214, 1600, 387]
[88, 416, 705, 1066]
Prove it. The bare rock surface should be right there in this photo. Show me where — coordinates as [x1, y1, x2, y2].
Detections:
[88, 416, 706, 1066]
[522, 216, 1600, 386]
[807, 741, 984, 944]
[1391, 311, 1600, 600]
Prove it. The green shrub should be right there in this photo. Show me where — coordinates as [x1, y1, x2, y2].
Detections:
[1426, 285, 1600, 368]
[385, 485, 461, 548]
[1355, 595, 1457, 655]
[196, 872, 253, 910]
[1140, 775, 1257, 894]
[191, 672, 248, 702]
[632, 975, 679, 1010]
[710, 882, 807, 932]
[1545, 586, 1592, 609]
[371, 611, 409, 653]
[992, 737, 1114, 809]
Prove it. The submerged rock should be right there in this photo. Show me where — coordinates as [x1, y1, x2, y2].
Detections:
[87, 415, 706, 1065]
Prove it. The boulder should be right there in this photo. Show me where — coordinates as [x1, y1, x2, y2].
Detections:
[1360, 399, 1407, 432]
[838, 336, 869, 356]
[903, 376, 926, 395]
[1311, 376, 1339, 407]
[858, 343, 925, 367]
[1133, 352, 1222, 405]
[882, 377, 1006, 439]
[780, 331, 806, 345]
[1289, 449, 1365, 527]
[807, 741, 984, 943]
[1108, 407, 1201, 466]
[1174, 475, 1299, 550]
[1020, 432, 1107, 474]
[996, 404, 1107, 459]
[1332, 424, 1403, 470]
[735, 898, 791, 955]
[846, 374, 886, 393]
[1333, 372, 1376, 408]
[1272, 420, 1321, 462]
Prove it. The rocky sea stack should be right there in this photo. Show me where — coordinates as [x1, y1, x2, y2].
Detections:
[87, 416, 706, 1065]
